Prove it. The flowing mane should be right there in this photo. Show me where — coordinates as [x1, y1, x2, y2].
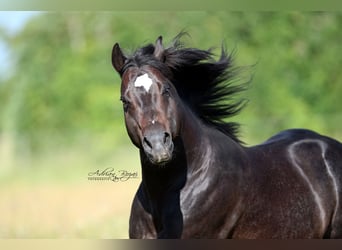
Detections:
[122, 34, 248, 143]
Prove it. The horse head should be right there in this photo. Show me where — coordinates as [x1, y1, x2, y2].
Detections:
[112, 37, 181, 165]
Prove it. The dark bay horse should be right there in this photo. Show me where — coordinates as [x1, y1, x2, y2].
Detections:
[111, 34, 342, 238]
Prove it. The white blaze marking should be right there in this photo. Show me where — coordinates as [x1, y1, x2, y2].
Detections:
[134, 73, 153, 92]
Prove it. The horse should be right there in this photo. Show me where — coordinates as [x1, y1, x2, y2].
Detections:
[111, 34, 342, 239]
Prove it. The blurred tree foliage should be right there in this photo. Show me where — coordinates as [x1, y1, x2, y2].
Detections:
[0, 12, 341, 151]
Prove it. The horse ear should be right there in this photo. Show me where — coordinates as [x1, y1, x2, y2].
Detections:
[154, 36, 165, 61]
[112, 43, 126, 75]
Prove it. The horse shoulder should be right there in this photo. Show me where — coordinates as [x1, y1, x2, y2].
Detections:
[179, 132, 250, 238]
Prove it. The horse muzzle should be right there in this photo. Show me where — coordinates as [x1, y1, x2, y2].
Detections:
[142, 130, 174, 165]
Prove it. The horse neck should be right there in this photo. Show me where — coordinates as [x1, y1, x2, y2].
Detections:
[179, 103, 249, 178]
[179, 105, 209, 164]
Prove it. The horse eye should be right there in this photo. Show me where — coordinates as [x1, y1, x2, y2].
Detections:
[120, 97, 130, 112]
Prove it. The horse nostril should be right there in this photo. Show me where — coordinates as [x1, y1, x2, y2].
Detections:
[143, 137, 153, 149]
[164, 132, 171, 145]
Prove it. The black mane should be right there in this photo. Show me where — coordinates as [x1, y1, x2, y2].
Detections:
[123, 34, 248, 143]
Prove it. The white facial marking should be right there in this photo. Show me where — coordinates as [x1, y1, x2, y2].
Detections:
[134, 73, 153, 92]
[152, 120, 155, 125]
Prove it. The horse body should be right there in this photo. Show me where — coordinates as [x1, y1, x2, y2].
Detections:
[111, 34, 342, 238]
[237, 129, 342, 238]
[130, 118, 342, 239]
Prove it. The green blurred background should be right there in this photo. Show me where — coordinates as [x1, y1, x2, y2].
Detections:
[0, 12, 341, 238]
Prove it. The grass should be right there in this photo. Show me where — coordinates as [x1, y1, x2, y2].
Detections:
[0, 135, 141, 238]
[0, 182, 138, 238]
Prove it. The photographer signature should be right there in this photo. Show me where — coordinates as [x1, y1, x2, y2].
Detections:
[88, 168, 138, 182]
